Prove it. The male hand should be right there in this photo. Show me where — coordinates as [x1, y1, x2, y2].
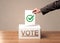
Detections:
[33, 8, 41, 14]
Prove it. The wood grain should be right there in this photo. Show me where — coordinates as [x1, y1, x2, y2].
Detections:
[0, 31, 60, 43]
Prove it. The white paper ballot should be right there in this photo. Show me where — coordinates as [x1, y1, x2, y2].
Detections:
[25, 10, 35, 25]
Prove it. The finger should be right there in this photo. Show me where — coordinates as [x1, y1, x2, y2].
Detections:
[33, 10, 36, 12]
[33, 12, 37, 14]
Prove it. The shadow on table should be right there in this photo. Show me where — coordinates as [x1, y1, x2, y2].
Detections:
[41, 31, 47, 39]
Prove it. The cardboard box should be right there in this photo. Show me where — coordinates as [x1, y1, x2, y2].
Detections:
[19, 24, 41, 39]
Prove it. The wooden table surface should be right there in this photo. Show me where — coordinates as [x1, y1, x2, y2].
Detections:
[0, 31, 60, 43]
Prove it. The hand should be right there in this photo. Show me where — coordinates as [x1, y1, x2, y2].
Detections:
[33, 8, 41, 14]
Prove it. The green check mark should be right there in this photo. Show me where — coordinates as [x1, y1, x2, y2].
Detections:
[26, 15, 34, 22]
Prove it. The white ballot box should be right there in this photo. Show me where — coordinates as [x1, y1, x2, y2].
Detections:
[18, 10, 41, 39]
[19, 24, 41, 39]
[25, 10, 35, 25]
